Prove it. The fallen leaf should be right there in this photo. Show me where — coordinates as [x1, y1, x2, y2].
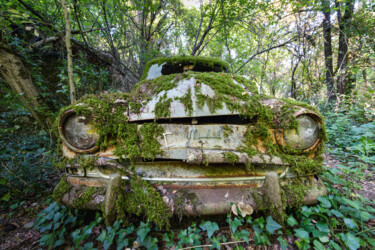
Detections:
[231, 204, 238, 216]
[238, 202, 253, 217]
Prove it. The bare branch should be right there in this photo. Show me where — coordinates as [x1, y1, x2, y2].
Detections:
[234, 38, 295, 73]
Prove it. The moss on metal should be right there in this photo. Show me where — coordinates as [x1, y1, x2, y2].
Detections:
[222, 125, 233, 138]
[52, 177, 72, 203]
[281, 183, 308, 208]
[175, 88, 193, 116]
[123, 176, 172, 229]
[154, 93, 172, 118]
[223, 152, 239, 165]
[140, 55, 230, 81]
[140, 123, 164, 160]
[72, 187, 97, 208]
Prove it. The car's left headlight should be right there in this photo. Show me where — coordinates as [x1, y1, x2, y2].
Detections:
[283, 115, 320, 150]
[59, 110, 99, 152]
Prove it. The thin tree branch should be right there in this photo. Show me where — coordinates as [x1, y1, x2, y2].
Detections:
[234, 38, 295, 73]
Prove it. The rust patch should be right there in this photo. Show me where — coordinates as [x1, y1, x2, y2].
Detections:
[67, 176, 107, 187]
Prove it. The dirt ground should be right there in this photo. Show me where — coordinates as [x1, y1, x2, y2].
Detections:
[0, 153, 374, 249]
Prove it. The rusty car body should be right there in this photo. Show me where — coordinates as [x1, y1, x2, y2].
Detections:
[53, 56, 327, 223]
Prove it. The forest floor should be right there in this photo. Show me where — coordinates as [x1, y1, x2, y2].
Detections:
[0, 153, 374, 249]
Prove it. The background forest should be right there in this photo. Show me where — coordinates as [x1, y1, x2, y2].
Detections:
[0, 0, 374, 249]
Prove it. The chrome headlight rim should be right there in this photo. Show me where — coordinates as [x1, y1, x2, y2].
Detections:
[58, 109, 99, 153]
[276, 112, 322, 153]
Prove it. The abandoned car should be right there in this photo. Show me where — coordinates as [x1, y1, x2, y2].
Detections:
[53, 56, 327, 226]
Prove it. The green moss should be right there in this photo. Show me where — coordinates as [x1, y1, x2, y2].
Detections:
[131, 74, 177, 101]
[73, 187, 97, 208]
[192, 72, 257, 114]
[223, 152, 239, 165]
[154, 93, 172, 118]
[52, 177, 72, 203]
[140, 123, 164, 160]
[140, 55, 230, 81]
[114, 184, 128, 224]
[124, 176, 171, 229]
[281, 154, 324, 176]
[222, 125, 233, 138]
[113, 123, 141, 162]
[282, 183, 307, 208]
[129, 101, 143, 114]
[175, 88, 193, 116]
[253, 192, 286, 224]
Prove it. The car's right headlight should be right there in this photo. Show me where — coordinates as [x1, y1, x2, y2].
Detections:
[283, 115, 320, 150]
[59, 110, 99, 152]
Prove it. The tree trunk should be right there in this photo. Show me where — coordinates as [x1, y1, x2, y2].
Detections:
[0, 43, 54, 130]
[336, 0, 354, 95]
[322, 0, 335, 102]
[60, 0, 76, 103]
[290, 58, 300, 99]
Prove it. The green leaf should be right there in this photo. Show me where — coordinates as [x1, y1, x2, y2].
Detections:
[1, 192, 10, 202]
[329, 241, 341, 250]
[345, 233, 360, 250]
[313, 239, 325, 250]
[342, 198, 361, 210]
[200, 221, 219, 239]
[0, 178, 6, 185]
[317, 196, 331, 208]
[359, 211, 372, 221]
[227, 217, 243, 233]
[238, 230, 249, 243]
[312, 230, 327, 238]
[82, 242, 95, 250]
[316, 222, 330, 233]
[96, 230, 106, 242]
[344, 218, 357, 229]
[294, 229, 310, 239]
[287, 216, 298, 227]
[319, 236, 329, 243]
[211, 236, 221, 249]
[9, 9, 19, 14]
[295, 239, 310, 250]
[265, 216, 282, 234]
[277, 236, 288, 250]
[330, 209, 343, 218]
[136, 222, 151, 243]
[142, 235, 158, 250]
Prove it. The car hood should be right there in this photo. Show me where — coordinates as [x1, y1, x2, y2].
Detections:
[128, 72, 258, 121]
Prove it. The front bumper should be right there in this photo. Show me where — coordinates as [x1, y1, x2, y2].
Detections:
[56, 158, 327, 218]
